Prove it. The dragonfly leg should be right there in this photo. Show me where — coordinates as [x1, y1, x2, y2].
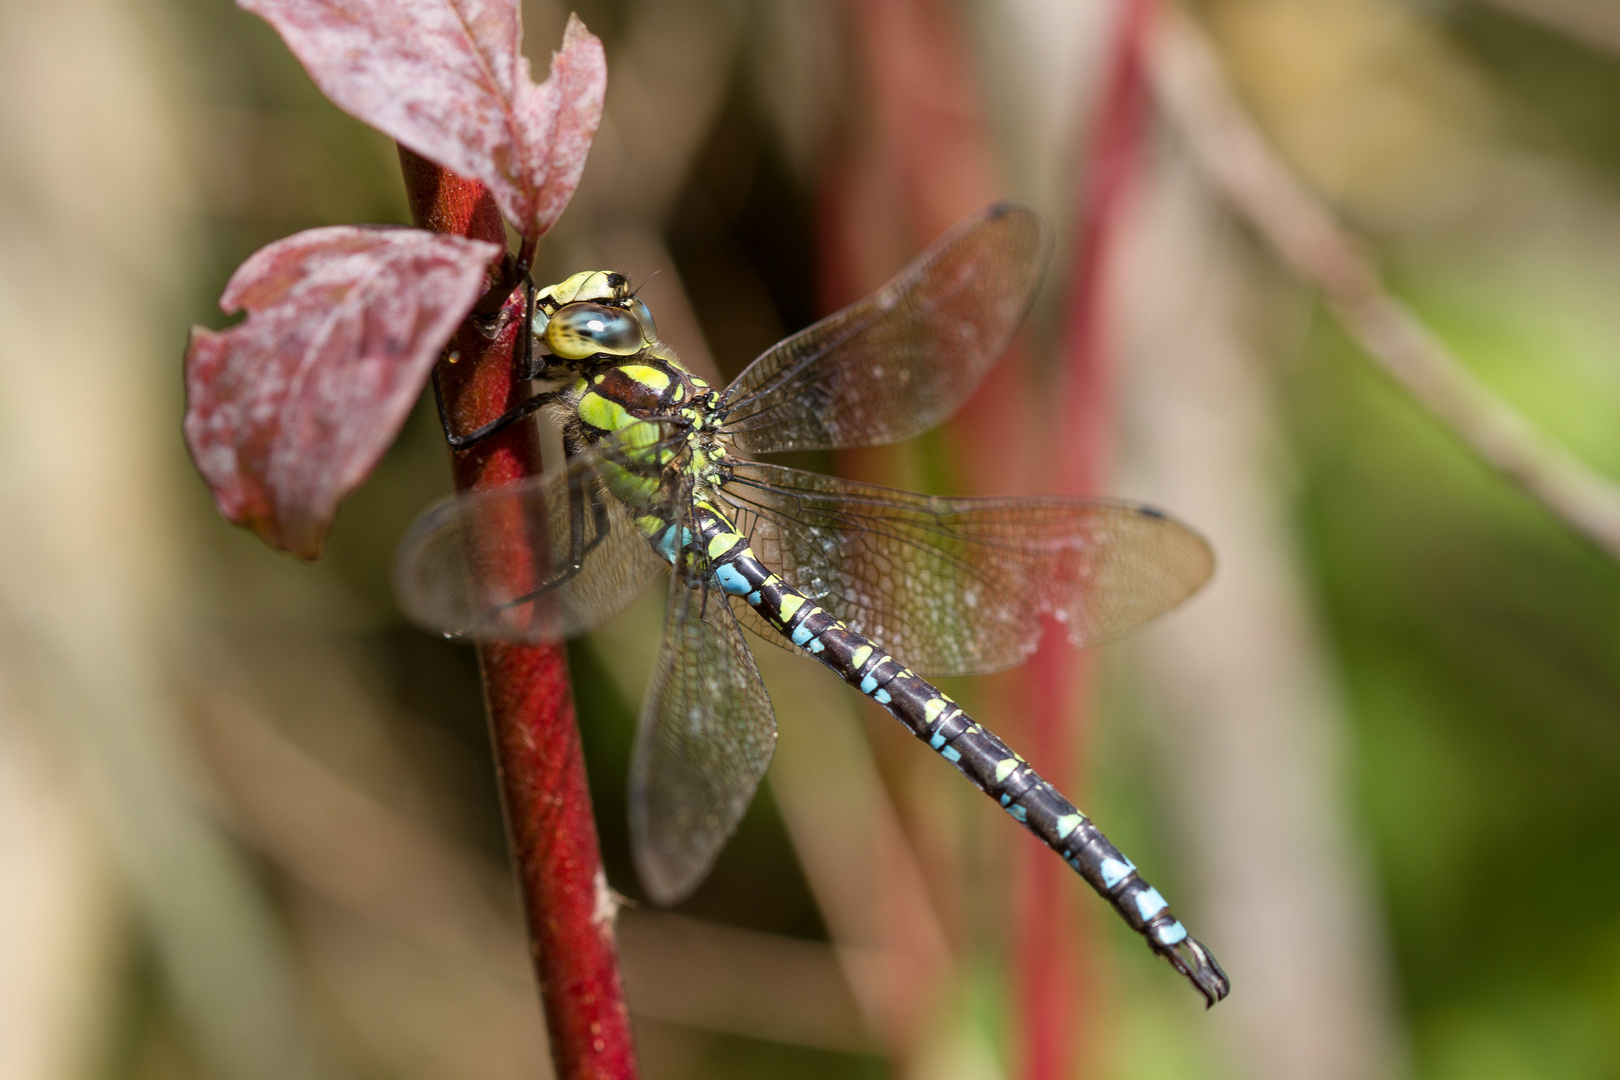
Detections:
[434, 273, 562, 450]
[515, 276, 542, 381]
[490, 466, 613, 615]
[433, 364, 562, 450]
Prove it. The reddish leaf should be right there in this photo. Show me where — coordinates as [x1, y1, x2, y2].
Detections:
[184, 226, 502, 558]
[240, 0, 606, 241]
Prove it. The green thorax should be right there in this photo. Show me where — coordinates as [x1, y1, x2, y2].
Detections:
[529, 271, 729, 513]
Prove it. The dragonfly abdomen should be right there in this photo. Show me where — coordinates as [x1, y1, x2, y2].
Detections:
[690, 501, 1230, 1006]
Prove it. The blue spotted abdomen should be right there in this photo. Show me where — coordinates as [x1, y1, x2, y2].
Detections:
[685, 501, 1228, 1002]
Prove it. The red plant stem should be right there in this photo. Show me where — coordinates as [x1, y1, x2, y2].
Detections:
[1014, 643, 1088, 1080]
[838, 1, 1128, 1074]
[398, 145, 639, 1080]
[838, 3, 1101, 1076]
[1017, 1, 1152, 1077]
[1060, 0, 1151, 498]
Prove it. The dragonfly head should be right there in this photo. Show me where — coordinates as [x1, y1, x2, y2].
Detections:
[529, 270, 659, 370]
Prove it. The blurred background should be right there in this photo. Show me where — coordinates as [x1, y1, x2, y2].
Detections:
[4, 0, 1620, 1077]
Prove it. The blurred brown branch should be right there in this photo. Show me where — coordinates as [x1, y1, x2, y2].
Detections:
[1149, 5, 1620, 564]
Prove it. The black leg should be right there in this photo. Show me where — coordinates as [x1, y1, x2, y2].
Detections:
[516, 276, 544, 381]
[435, 275, 554, 450]
[434, 367, 562, 450]
[490, 463, 613, 617]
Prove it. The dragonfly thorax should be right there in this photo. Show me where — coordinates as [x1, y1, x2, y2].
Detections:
[526, 270, 733, 510]
[556, 335, 730, 520]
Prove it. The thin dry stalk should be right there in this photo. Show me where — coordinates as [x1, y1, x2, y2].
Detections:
[1149, 6, 1620, 564]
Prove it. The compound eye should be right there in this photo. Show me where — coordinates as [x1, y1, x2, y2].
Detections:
[544, 302, 644, 360]
[628, 297, 658, 343]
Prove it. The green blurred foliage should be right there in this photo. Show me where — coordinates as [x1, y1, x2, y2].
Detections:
[1289, 291, 1620, 1077]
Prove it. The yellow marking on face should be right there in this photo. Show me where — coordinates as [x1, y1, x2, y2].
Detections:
[779, 594, 804, 621]
[851, 645, 873, 669]
[541, 270, 622, 306]
[620, 364, 670, 391]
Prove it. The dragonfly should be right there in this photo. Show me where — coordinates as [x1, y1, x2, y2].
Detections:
[395, 202, 1230, 1006]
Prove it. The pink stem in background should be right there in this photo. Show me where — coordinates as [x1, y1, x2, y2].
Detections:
[1019, 0, 1152, 1077]
[397, 146, 640, 1080]
[840, 0, 1139, 1075]
[1059, 0, 1151, 500]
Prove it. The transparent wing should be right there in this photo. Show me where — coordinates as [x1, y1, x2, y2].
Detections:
[717, 202, 1049, 454]
[718, 462, 1214, 676]
[630, 500, 777, 905]
[393, 441, 676, 643]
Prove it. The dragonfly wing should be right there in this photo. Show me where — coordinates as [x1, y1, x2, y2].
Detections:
[720, 462, 1214, 676]
[394, 441, 673, 643]
[718, 203, 1049, 454]
[630, 510, 777, 904]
